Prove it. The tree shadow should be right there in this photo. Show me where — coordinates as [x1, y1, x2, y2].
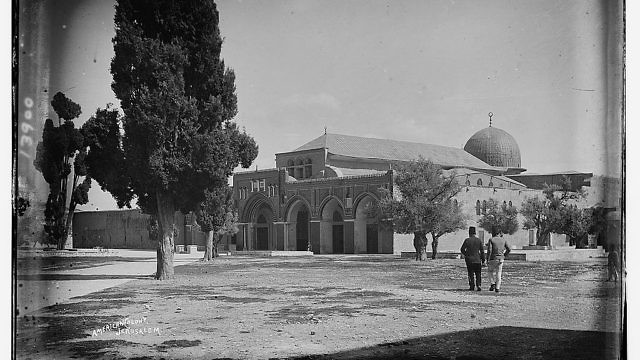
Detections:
[17, 274, 154, 281]
[286, 326, 622, 360]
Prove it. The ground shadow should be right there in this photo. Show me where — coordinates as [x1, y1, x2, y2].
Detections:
[17, 274, 154, 281]
[286, 326, 622, 360]
[17, 257, 155, 272]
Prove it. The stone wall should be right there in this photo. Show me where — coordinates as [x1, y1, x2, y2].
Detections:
[73, 209, 187, 249]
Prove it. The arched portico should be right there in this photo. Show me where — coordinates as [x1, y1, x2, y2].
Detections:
[320, 197, 345, 254]
[285, 198, 311, 251]
[354, 194, 380, 254]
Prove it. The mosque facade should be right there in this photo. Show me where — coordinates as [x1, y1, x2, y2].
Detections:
[232, 121, 597, 254]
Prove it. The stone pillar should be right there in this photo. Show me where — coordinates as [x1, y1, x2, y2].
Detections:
[246, 225, 254, 250]
[274, 222, 285, 250]
[528, 230, 536, 246]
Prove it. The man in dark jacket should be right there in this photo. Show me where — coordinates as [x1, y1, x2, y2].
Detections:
[460, 226, 485, 291]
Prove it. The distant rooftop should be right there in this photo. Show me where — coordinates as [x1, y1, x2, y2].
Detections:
[293, 133, 499, 172]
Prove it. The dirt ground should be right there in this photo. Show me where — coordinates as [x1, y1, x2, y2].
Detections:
[15, 255, 623, 359]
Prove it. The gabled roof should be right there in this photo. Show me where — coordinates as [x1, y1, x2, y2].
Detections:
[294, 133, 499, 172]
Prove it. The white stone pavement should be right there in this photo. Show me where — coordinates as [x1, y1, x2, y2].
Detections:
[16, 250, 204, 316]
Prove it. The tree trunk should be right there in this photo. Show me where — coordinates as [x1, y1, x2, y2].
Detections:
[536, 230, 550, 246]
[155, 191, 176, 280]
[203, 230, 214, 261]
[431, 234, 439, 259]
[413, 232, 427, 261]
[59, 202, 77, 250]
[213, 234, 219, 258]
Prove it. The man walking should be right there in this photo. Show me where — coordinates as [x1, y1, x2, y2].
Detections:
[487, 233, 512, 293]
[460, 227, 485, 291]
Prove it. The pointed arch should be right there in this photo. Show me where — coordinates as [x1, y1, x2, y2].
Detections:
[240, 192, 272, 223]
[318, 195, 344, 217]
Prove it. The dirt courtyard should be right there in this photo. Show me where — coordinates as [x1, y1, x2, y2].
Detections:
[16, 255, 623, 359]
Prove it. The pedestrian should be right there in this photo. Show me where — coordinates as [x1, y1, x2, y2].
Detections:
[487, 233, 512, 293]
[607, 243, 620, 282]
[460, 226, 485, 291]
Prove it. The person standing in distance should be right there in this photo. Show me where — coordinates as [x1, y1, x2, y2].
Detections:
[487, 233, 512, 293]
[460, 226, 485, 291]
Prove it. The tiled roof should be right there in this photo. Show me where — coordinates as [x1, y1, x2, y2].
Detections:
[327, 166, 387, 177]
[444, 168, 527, 187]
[295, 133, 498, 171]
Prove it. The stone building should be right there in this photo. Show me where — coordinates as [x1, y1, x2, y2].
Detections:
[232, 123, 598, 254]
[71, 121, 614, 253]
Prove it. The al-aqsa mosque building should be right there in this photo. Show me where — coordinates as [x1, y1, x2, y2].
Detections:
[231, 114, 593, 254]
[72, 113, 618, 253]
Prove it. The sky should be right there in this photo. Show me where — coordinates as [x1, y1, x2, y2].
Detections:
[18, 0, 624, 211]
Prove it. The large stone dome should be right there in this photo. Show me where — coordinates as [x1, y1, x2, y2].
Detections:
[464, 126, 521, 168]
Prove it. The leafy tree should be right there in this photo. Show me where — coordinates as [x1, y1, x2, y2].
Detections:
[33, 92, 91, 249]
[521, 176, 588, 246]
[197, 186, 239, 261]
[521, 196, 551, 245]
[564, 205, 593, 248]
[85, 0, 257, 279]
[478, 199, 519, 237]
[379, 158, 463, 261]
[427, 199, 467, 259]
[15, 196, 30, 217]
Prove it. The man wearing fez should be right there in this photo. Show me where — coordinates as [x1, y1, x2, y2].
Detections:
[460, 226, 485, 291]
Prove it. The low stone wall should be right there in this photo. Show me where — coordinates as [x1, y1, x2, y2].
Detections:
[400, 252, 461, 259]
[515, 248, 606, 261]
[230, 250, 314, 257]
[401, 248, 606, 262]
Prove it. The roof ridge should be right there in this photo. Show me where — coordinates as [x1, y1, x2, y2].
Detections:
[323, 132, 462, 150]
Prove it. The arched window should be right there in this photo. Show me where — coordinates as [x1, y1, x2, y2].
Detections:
[466, 179, 471, 186]
[287, 159, 295, 177]
[304, 158, 312, 178]
[475, 200, 481, 215]
[488, 181, 494, 187]
[503, 201, 507, 210]
[477, 178, 483, 186]
[482, 200, 487, 214]
[508, 200, 513, 208]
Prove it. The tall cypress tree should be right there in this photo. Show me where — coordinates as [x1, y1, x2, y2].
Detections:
[33, 92, 92, 249]
[87, 0, 257, 279]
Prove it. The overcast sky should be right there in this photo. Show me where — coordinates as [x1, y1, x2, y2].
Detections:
[34, 0, 622, 211]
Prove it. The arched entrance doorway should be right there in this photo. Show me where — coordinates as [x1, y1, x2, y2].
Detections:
[354, 195, 379, 254]
[286, 199, 311, 251]
[320, 198, 344, 254]
[332, 211, 344, 254]
[255, 214, 269, 250]
[252, 203, 273, 251]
